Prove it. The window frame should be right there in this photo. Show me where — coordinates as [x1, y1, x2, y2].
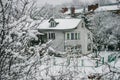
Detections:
[48, 32, 55, 40]
[71, 33, 74, 40]
[50, 21, 56, 27]
[67, 33, 70, 40]
[66, 32, 80, 40]
[75, 33, 78, 40]
[78, 33, 80, 40]
[82, 23, 84, 28]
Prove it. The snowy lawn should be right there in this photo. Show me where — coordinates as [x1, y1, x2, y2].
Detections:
[37, 51, 120, 79]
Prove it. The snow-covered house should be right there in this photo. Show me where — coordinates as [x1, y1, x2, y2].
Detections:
[38, 18, 93, 54]
[95, 4, 120, 13]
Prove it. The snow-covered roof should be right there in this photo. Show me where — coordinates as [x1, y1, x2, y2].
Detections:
[64, 8, 88, 15]
[64, 9, 84, 15]
[38, 19, 82, 30]
[95, 5, 120, 12]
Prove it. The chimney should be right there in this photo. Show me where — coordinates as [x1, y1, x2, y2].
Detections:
[88, 5, 93, 11]
[93, 3, 98, 11]
[88, 3, 99, 11]
[71, 7, 75, 15]
[88, 5, 91, 11]
[96, 3, 98, 8]
[61, 7, 68, 13]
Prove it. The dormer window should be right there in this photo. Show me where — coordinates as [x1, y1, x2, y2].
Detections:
[50, 22, 56, 27]
[82, 23, 84, 28]
[49, 18, 59, 27]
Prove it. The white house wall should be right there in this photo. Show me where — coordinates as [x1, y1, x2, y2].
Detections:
[41, 31, 65, 52]
[39, 20, 93, 54]
[51, 31, 65, 51]
[64, 20, 92, 54]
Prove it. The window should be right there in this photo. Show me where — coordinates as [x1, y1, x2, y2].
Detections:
[51, 33, 55, 39]
[49, 18, 57, 27]
[48, 33, 55, 39]
[75, 33, 78, 40]
[50, 22, 53, 27]
[82, 23, 84, 28]
[67, 33, 70, 40]
[71, 33, 74, 40]
[50, 22, 56, 27]
[49, 33, 51, 39]
[78, 33, 80, 39]
[66, 32, 80, 40]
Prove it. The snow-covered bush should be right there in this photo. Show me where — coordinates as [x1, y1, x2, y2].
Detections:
[91, 12, 120, 51]
[0, 0, 50, 79]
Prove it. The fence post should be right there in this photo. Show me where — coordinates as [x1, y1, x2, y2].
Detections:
[102, 57, 104, 64]
[53, 56, 55, 65]
[67, 57, 70, 66]
[108, 55, 110, 62]
[95, 60, 98, 67]
[81, 59, 84, 66]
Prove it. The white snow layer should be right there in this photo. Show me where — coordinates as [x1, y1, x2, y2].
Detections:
[38, 19, 82, 30]
[64, 8, 84, 15]
[95, 5, 120, 12]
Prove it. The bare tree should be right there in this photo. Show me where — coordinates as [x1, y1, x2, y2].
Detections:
[0, 0, 52, 79]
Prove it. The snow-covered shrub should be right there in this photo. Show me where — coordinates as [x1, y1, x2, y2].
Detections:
[91, 12, 120, 51]
[0, 0, 50, 79]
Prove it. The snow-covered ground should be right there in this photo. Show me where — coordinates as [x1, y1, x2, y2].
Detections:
[37, 51, 120, 80]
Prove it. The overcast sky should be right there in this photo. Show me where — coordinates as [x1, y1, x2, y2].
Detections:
[36, 0, 72, 6]
[36, 0, 116, 6]
[36, 0, 97, 6]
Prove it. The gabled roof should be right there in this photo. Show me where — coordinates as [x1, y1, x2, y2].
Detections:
[64, 8, 88, 15]
[38, 19, 82, 30]
[64, 9, 84, 14]
[95, 4, 120, 12]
